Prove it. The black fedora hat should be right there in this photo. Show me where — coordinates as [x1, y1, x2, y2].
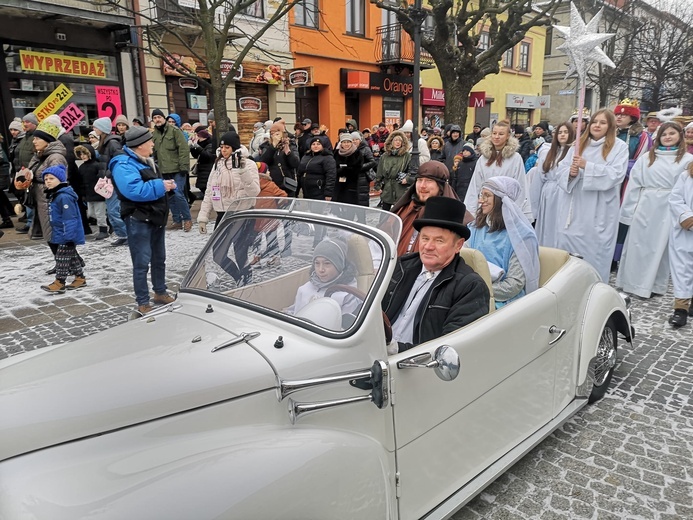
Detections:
[413, 196, 470, 240]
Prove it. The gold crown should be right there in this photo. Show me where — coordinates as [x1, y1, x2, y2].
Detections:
[617, 98, 640, 108]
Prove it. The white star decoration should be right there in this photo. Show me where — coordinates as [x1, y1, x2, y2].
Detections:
[554, 2, 616, 81]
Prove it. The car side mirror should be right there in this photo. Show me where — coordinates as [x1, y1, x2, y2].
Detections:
[397, 345, 460, 381]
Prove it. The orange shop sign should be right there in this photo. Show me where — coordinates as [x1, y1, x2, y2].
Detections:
[20, 50, 106, 79]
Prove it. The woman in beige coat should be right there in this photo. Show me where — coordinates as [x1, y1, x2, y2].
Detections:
[197, 131, 260, 286]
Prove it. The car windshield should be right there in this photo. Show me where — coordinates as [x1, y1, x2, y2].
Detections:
[182, 198, 401, 335]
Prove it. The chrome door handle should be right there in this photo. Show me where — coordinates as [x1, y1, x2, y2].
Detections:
[548, 325, 566, 345]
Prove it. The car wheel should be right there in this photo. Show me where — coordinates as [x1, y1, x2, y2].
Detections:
[588, 318, 617, 404]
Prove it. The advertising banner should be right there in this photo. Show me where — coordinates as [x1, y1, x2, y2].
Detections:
[95, 86, 122, 122]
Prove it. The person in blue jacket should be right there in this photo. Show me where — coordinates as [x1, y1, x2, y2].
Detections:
[40, 164, 86, 294]
[109, 126, 178, 314]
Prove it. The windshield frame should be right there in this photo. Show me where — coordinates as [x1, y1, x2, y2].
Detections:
[181, 202, 400, 339]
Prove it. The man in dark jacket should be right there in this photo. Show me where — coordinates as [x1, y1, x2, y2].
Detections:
[465, 123, 483, 145]
[382, 197, 489, 354]
[442, 124, 465, 175]
[514, 125, 532, 162]
[110, 126, 178, 315]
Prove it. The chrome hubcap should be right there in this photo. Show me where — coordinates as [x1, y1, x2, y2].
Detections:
[593, 326, 615, 386]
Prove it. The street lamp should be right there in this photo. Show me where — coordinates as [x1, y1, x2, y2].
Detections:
[408, 0, 427, 164]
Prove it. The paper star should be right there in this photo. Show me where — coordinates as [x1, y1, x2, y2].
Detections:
[554, 2, 616, 81]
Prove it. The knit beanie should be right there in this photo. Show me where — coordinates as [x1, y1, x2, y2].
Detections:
[125, 126, 153, 148]
[151, 108, 165, 119]
[220, 131, 241, 150]
[207, 109, 215, 122]
[339, 133, 353, 143]
[462, 142, 476, 155]
[350, 131, 363, 141]
[256, 161, 268, 174]
[43, 164, 67, 183]
[45, 114, 64, 130]
[313, 239, 347, 272]
[114, 114, 130, 128]
[9, 120, 23, 132]
[33, 120, 61, 143]
[22, 113, 39, 125]
[93, 117, 113, 134]
[270, 119, 286, 134]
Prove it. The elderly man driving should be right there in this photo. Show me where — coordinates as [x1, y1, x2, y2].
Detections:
[382, 197, 490, 354]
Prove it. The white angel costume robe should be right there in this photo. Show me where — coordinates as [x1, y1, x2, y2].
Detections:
[530, 143, 567, 247]
[668, 172, 693, 300]
[617, 150, 693, 297]
[555, 137, 629, 282]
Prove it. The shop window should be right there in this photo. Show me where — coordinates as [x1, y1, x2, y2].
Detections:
[4, 45, 121, 139]
[346, 0, 365, 36]
[502, 47, 514, 69]
[242, 0, 264, 18]
[295, 0, 319, 28]
[519, 42, 530, 72]
[544, 27, 552, 56]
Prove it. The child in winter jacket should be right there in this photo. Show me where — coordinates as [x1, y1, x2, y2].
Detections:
[40, 164, 86, 294]
[75, 144, 108, 240]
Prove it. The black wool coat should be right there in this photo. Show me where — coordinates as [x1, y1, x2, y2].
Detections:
[382, 253, 490, 352]
[332, 147, 365, 206]
[298, 149, 337, 200]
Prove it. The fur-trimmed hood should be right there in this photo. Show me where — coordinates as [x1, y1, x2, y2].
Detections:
[427, 135, 445, 149]
[384, 130, 410, 157]
[478, 135, 520, 160]
[618, 121, 644, 137]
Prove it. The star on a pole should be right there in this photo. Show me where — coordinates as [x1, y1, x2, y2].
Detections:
[554, 2, 616, 81]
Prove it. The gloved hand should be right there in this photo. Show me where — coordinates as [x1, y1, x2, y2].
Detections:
[198, 221, 207, 234]
[387, 340, 400, 356]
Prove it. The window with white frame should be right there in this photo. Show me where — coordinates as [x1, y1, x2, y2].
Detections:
[502, 47, 514, 68]
[519, 42, 530, 72]
[295, 0, 319, 28]
[346, 0, 365, 36]
[478, 32, 490, 52]
[241, 0, 264, 18]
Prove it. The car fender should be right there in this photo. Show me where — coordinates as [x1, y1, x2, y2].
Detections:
[0, 391, 395, 520]
[577, 283, 632, 390]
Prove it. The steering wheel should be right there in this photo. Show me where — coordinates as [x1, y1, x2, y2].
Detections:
[324, 284, 393, 344]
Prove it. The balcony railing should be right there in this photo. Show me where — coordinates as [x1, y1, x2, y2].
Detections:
[0, 0, 134, 24]
[375, 24, 435, 70]
[153, 0, 240, 34]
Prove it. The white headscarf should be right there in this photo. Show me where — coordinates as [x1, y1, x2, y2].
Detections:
[482, 177, 540, 294]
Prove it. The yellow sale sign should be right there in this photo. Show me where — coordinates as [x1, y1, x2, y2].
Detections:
[34, 84, 73, 122]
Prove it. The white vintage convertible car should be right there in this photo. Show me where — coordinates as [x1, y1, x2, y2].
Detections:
[0, 199, 633, 520]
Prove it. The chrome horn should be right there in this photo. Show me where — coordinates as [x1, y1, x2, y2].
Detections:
[276, 368, 372, 401]
[288, 395, 372, 424]
[283, 361, 388, 423]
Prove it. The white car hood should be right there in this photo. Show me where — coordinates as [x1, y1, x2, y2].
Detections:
[0, 312, 276, 462]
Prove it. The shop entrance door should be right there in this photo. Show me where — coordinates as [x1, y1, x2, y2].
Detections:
[295, 86, 319, 124]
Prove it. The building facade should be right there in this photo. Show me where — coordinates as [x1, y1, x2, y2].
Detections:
[0, 0, 137, 139]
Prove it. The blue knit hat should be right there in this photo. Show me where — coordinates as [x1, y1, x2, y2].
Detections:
[43, 164, 68, 183]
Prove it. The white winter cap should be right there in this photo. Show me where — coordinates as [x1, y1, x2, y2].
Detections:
[400, 119, 414, 133]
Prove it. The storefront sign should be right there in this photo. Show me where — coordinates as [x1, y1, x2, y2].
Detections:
[179, 78, 199, 89]
[421, 87, 445, 106]
[286, 67, 314, 87]
[505, 94, 551, 109]
[341, 69, 414, 97]
[469, 91, 486, 108]
[58, 103, 86, 132]
[238, 97, 262, 111]
[95, 86, 122, 122]
[20, 50, 106, 79]
[220, 60, 243, 80]
[35, 83, 73, 121]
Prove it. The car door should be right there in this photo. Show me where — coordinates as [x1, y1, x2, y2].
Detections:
[390, 288, 559, 520]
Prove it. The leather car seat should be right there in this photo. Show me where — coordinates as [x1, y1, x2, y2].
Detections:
[458, 248, 495, 313]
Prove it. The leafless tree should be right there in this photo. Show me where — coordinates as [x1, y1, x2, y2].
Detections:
[370, 0, 561, 125]
[104, 0, 301, 134]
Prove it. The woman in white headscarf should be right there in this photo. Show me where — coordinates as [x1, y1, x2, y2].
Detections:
[466, 176, 540, 308]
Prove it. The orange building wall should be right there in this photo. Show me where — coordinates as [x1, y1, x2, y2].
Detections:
[289, 2, 412, 138]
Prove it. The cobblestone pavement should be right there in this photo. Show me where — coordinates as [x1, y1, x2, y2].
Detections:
[1, 217, 692, 519]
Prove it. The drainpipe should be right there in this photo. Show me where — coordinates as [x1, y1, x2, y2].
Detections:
[132, 0, 150, 122]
